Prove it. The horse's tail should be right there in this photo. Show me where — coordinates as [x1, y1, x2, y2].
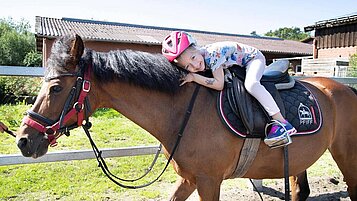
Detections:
[348, 86, 357, 96]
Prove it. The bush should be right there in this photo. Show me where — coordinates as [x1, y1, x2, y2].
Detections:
[0, 76, 41, 96]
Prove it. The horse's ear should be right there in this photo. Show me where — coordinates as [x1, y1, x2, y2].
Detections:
[69, 34, 84, 66]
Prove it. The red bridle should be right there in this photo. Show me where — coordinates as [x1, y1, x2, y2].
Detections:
[22, 64, 92, 147]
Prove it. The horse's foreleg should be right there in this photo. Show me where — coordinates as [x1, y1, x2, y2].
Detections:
[196, 176, 222, 201]
[290, 170, 310, 201]
[169, 177, 196, 201]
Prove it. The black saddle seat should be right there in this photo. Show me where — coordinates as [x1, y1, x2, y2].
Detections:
[229, 64, 291, 84]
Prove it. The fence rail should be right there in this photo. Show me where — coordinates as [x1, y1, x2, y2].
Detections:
[0, 146, 162, 166]
[0, 66, 44, 77]
[1, 65, 357, 167]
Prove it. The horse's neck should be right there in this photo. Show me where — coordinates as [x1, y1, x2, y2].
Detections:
[95, 81, 191, 144]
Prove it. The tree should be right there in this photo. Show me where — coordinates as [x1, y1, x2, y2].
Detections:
[23, 50, 42, 67]
[348, 53, 357, 77]
[0, 18, 42, 102]
[250, 31, 259, 37]
[0, 18, 42, 66]
[264, 27, 310, 41]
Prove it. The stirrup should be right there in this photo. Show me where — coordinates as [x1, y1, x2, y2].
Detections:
[268, 135, 292, 149]
[264, 119, 287, 137]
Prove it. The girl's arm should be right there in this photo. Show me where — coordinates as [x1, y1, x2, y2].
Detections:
[181, 66, 225, 90]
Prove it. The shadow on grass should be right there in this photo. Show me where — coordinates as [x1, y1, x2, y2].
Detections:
[256, 186, 349, 200]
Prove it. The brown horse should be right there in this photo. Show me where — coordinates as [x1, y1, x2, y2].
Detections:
[16, 34, 357, 201]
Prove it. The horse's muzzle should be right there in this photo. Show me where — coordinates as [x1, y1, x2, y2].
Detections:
[17, 137, 28, 150]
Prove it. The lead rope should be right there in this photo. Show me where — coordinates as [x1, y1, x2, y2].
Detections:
[249, 146, 290, 201]
[4, 129, 16, 138]
[284, 146, 290, 201]
[249, 179, 264, 200]
[83, 85, 200, 189]
[81, 96, 162, 183]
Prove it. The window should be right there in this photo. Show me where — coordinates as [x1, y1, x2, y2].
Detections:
[296, 65, 302, 73]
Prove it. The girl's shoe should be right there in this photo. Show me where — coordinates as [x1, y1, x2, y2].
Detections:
[264, 120, 296, 148]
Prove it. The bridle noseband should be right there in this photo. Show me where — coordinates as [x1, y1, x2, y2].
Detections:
[22, 64, 92, 147]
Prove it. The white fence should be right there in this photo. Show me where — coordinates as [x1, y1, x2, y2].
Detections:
[0, 66, 44, 77]
[301, 58, 350, 77]
[1, 65, 357, 167]
[0, 146, 162, 166]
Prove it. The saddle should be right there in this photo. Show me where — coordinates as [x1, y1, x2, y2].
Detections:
[217, 60, 322, 138]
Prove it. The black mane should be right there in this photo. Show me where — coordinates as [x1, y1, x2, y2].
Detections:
[46, 35, 186, 93]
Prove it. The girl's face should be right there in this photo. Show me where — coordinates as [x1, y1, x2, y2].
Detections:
[175, 47, 205, 73]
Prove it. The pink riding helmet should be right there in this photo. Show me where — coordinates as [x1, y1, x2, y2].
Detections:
[162, 31, 197, 62]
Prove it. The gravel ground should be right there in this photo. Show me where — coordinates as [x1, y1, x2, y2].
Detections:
[182, 176, 350, 201]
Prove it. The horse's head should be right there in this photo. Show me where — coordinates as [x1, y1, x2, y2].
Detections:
[15, 33, 186, 158]
[16, 34, 93, 158]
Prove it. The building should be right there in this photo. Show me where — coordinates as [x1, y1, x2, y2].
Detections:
[35, 16, 312, 67]
[303, 13, 357, 76]
[305, 13, 357, 59]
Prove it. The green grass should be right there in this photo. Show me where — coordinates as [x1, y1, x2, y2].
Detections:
[0, 104, 345, 200]
[0, 104, 177, 200]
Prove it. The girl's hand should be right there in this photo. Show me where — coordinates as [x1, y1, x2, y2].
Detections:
[180, 73, 195, 86]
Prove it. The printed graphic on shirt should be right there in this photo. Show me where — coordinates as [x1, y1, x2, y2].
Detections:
[202, 42, 258, 71]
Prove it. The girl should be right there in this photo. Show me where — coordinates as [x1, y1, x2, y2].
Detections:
[161, 31, 296, 148]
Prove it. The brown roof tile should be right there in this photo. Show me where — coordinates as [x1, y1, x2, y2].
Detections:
[36, 16, 312, 55]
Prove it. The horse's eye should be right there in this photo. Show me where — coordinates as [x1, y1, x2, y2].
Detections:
[50, 85, 63, 93]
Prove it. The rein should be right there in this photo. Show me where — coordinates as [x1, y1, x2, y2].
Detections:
[83, 85, 201, 189]
[4, 129, 16, 138]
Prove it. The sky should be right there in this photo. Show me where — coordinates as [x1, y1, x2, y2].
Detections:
[0, 0, 356, 35]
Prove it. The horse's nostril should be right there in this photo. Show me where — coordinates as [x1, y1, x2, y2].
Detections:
[17, 138, 28, 149]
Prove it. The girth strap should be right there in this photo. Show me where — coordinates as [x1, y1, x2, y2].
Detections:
[230, 138, 260, 178]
